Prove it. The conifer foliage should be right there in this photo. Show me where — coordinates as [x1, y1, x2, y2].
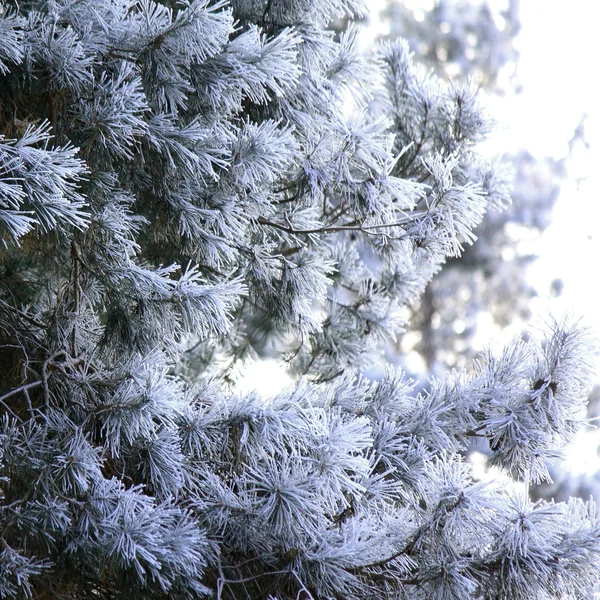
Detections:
[0, 1, 599, 598]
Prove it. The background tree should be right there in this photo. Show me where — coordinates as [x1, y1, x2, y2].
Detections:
[0, 1, 599, 599]
[383, 0, 521, 92]
[371, 0, 582, 376]
[402, 148, 566, 373]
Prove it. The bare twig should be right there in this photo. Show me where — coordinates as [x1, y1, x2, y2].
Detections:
[257, 214, 425, 237]
[71, 241, 82, 357]
[0, 380, 42, 403]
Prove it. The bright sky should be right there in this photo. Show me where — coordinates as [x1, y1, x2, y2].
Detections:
[503, 0, 600, 323]
[500, 1, 600, 477]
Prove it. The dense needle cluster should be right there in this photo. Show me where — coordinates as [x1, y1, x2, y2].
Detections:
[0, 1, 599, 599]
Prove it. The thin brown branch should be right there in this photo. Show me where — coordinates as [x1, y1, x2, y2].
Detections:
[257, 215, 423, 237]
[0, 380, 42, 403]
[0, 299, 45, 330]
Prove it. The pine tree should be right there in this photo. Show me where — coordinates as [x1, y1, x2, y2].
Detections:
[0, 1, 599, 599]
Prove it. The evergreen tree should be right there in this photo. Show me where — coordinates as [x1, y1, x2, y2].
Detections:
[0, 1, 599, 599]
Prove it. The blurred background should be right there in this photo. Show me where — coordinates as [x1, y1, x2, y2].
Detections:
[366, 0, 600, 502]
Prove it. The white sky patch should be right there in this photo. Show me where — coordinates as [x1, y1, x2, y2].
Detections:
[483, 0, 600, 478]
[509, 5, 600, 372]
[564, 428, 600, 477]
[469, 451, 529, 495]
[235, 358, 292, 397]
